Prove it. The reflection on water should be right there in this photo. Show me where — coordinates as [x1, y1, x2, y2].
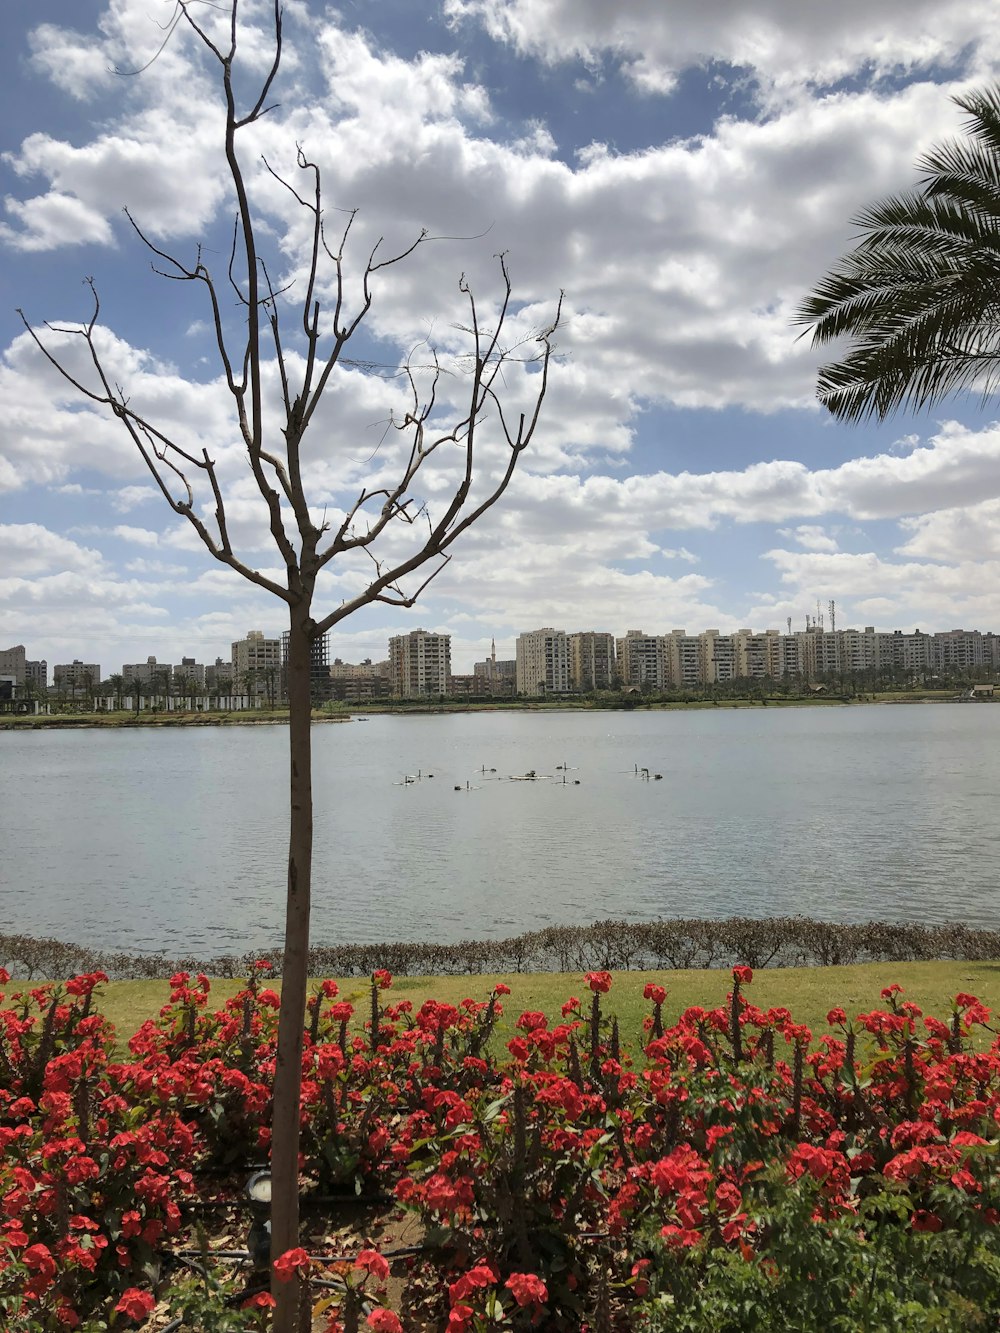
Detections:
[2, 704, 998, 953]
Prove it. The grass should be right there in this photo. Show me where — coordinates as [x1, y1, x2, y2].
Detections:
[86, 958, 1000, 1052]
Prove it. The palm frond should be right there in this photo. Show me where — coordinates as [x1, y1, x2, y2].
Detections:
[796, 82, 1000, 421]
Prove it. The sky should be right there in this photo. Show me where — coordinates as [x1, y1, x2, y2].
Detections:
[3, 1, 1000, 677]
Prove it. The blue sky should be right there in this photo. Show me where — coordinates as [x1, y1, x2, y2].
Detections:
[3, 0, 1000, 676]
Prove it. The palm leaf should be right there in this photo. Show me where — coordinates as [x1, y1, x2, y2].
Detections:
[796, 82, 1000, 421]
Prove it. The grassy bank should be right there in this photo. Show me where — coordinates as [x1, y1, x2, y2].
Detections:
[89, 958, 1000, 1048]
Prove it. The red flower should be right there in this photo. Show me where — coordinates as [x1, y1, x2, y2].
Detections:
[732, 966, 753, 987]
[114, 1288, 156, 1321]
[643, 983, 667, 1005]
[273, 1247, 311, 1282]
[516, 1010, 548, 1032]
[23, 1243, 56, 1278]
[243, 1292, 278, 1309]
[449, 1262, 499, 1305]
[584, 971, 612, 994]
[367, 1312, 404, 1331]
[355, 1249, 390, 1282]
[661, 1224, 700, 1248]
[372, 969, 393, 990]
[507, 1037, 530, 1062]
[506, 1271, 548, 1307]
[911, 1210, 943, 1232]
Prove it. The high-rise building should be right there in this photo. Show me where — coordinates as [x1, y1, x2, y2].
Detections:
[516, 628, 569, 695]
[568, 632, 616, 691]
[388, 629, 451, 697]
[665, 631, 704, 688]
[232, 630, 281, 695]
[616, 630, 668, 690]
[734, 629, 781, 678]
[701, 630, 739, 683]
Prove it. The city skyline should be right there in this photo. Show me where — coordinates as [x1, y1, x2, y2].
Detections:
[4, 2, 1000, 673]
[7, 616, 1000, 687]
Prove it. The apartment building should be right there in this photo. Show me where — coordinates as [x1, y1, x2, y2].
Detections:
[568, 631, 616, 691]
[516, 628, 569, 695]
[25, 659, 48, 690]
[172, 657, 207, 689]
[666, 631, 704, 689]
[330, 657, 390, 680]
[702, 630, 739, 683]
[932, 630, 984, 672]
[205, 657, 235, 689]
[232, 630, 281, 692]
[388, 629, 451, 697]
[0, 645, 26, 684]
[616, 630, 668, 690]
[328, 657, 391, 702]
[735, 629, 782, 678]
[873, 629, 932, 675]
[839, 628, 876, 675]
[122, 656, 172, 690]
[53, 660, 101, 696]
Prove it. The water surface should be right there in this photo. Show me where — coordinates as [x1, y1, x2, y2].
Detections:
[1, 705, 996, 953]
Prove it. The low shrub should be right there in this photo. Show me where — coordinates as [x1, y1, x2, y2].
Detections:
[4, 915, 1000, 981]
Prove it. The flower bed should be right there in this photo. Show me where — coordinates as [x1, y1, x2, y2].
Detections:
[3, 962, 1000, 1329]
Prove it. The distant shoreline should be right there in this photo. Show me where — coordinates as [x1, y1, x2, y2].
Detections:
[1, 690, 988, 730]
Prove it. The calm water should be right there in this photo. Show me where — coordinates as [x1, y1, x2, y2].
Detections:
[1, 705, 998, 955]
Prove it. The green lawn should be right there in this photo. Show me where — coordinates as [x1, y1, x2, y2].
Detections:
[86, 958, 1000, 1051]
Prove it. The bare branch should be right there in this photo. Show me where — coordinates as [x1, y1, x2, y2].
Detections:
[234, 0, 283, 128]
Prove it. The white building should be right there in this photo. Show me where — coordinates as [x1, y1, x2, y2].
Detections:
[516, 628, 569, 695]
[666, 631, 704, 688]
[616, 630, 668, 690]
[231, 630, 281, 694]
[388, 629, 451, 697]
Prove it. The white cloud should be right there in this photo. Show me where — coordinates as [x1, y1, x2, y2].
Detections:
[444, 0, 1000, 105]
[778, 524, 839, 552]
[0, 524, 105, 576]
[6, 0, 1000, 668]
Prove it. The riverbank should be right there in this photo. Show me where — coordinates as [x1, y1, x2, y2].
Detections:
[1, 688, 985, 728]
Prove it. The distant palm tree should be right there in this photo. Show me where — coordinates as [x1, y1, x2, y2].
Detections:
[108, 673, 125, 712]
[797, 85, 1000, 421]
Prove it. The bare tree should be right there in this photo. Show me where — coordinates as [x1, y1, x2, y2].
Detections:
[17, 2, 560, 1327]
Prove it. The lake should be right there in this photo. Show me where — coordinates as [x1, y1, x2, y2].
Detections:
[1, 704, 997, 956]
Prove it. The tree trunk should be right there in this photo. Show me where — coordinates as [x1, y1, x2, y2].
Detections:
[271, 603, 313, 1330]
